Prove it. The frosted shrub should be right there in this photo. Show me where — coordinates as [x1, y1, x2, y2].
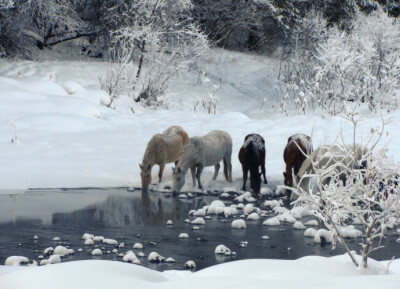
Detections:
[281, 8, 400, 116]
[289, 118, 400, 268]
[193, 71, 220, 114]
[102, 0, 208, 108]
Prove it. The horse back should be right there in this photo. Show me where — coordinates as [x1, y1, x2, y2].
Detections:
[239, 133, 265, 167]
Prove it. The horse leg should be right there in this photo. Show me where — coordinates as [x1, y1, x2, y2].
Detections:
[196, 164, 204, 190]
[223, 154, 233, 183]
[261, 164, 268, 184]
[242, 165, 248, 191]
[158, 163, 165, 182]
[190, 166, 196, 187]
[212, 163, 220, 180]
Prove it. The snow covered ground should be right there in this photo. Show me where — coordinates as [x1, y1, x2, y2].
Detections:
[1, 255, 400, 289]
[1, 48, 400, 287]
[0, 49, 398, 191]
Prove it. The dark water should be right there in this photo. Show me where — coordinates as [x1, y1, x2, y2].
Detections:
[0, 188, 399, 271]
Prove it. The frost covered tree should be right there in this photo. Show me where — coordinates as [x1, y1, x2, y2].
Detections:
[280, 7, 400, 116]
[287, 117, 400, 268]
[101, 0, 208, 107]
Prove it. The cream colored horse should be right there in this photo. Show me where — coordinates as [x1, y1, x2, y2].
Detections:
[140, 126, 189, 192]
[172, 130, 233, 193]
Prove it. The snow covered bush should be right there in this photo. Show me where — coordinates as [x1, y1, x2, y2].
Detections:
[101, 0, 208, 108]
[280, 7, 400, 116]
[193, 71, 220, 114]
[288, 117, 400, 268]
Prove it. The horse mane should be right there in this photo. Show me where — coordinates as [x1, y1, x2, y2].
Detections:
[177, 137, 201, 171]
[142, 134, 165, 166]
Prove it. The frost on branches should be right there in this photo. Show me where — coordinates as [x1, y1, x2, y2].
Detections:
[100, 0, 208, 108]
[281, 7, 400, 116]
[288, 117, 400, 269]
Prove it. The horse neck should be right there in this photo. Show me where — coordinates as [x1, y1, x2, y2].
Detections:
[142, 139, 160, 166]
[177, 146, 195, 173]
[246, 143, 260, 174]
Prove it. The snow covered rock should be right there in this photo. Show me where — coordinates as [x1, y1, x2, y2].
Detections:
[179, 233, 189, 239]
[52, 237, 61, 241]
[305, 220, 319, 226]
[43, 247, 54, 255]
[231, 219, 246, 229]
[215, 245, 231, 254]
[5, 256, 29, 266]
[53, 246, 74, 256]
[148, 252, 165, 263]
[82, 233, 94, 240]
[184, 260, 196, 270]
[123, 251, 140, 264]
[304, 228, 317, 238]
[339, 225, 362, 238]
[165, 257, 176, 263]
[190, 217, 205, 225]
[247, 212, 260, 221]
[263, 200, 281, 209]
[166, 220, 173, 225]
[40, 255, 61, 265]
[93, 236, 104, 242]
[314, 229, 333, 244]
[263, 217, 280, 226]
[244, 204, 254, 215]
[91, 249, 102, 256]
[133, 243, 143, 249]
[260, 187, 273, 196]
[293, 221, 306, 230]
[102, 239, 118, 245]
[84, 239, 94, 246]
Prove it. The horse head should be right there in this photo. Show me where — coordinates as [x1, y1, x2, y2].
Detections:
[250, 171, 262, 195]
[172, 166, 185, 193]
[140, 163, 152, 193]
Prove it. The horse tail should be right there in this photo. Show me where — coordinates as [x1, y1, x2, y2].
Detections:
[223, 158, 229, 181]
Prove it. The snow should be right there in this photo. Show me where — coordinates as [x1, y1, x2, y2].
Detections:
[82, 233, 94, 240]
[148, 252, 165, 263]
[93, 236, 104, 242]
[133, 243, 143, 249]
[243, 204, 254, 215]
[184, 260, 196, 269]
[247, 212, 260, 221]
[231, 219, 247, 229]
[304, 228, 318, 238]
[293, 221, 306, 230]
[91, 249, 102, 256]
[40, 255, 61, 265]
[305, 220, 319, 226]
[84, 239, 94, 246]
[4, 256, 29, 266]
[53, 246, 74, 257]
[314, 229, 333, 244]
[122, 251, 139, 264]
[214, 245, 231, 254]
[190, 218, 205, 225]
[179, 233, 189, 239]
[1, 256, 400, 289]
[263, 217, 280, 226]
[102, 239, 118, 245]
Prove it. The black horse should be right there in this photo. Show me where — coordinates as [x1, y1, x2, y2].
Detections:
[238, 133, 267, 196]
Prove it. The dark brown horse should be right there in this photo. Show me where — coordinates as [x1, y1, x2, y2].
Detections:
[283, 134, 313, 198]
[239, 133, 267, 196]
